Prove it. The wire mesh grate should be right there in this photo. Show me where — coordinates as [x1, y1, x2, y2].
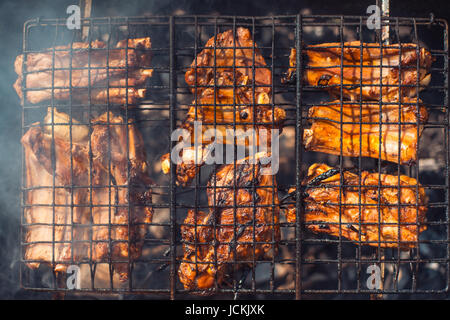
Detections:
[18, 14, 449, 299]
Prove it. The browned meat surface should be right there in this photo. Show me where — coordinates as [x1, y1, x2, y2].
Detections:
[185, 27, 271, 96]
[161, 28, 285, 186]
[283, 42, 432, 101]
[161, 145, 212, 187]
[22, 110, 91, 272]
[286, 163, 428, 249]
[161, 71, 285, 186]
[14, 38, 152, 105]
[181, 71, 285, 146]
[89, 112, 153, 280]
[178, 153, 280, 292]
[22, 108, 153, 280]
[281, 47, 298, 85]
[303, 99, 428, 164]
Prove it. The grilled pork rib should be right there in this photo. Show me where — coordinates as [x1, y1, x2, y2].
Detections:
[178, 153, 280, 291]
[22, 110, 91, 272]
[22, 108, 153, 280]
[161, 28, 285, 186]
[14, 38, 152, 105]
[185, 27, 271, 97]
[303, 99, 428, 164]
[182, 70, 285, 146]
[161, 70, 285, 186]
[90, 112, 153, 280]
[286, 163, 427, 249]
[283, 42, 432, 101]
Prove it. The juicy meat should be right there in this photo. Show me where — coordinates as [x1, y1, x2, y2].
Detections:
[283, 42, 432, 101]
[178, 153, 280, 291]
[181, 71, 285, 146]
[281, 47, 298, 84]
[303, 99, 428, 164]
[161, 28, 285, 186]
[22, 110, 91, 272]
[22, 108, 153, 280]
[89, 112, 154, 280]
[14, 38, 152, 105]
[161, 145, 214, 187]
[161, 71, 285, 186]
[185, 27, 271, 96]
[286, 163, 427, 249]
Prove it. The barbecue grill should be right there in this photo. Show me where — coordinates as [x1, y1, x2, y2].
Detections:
[18, 13, 450, 299]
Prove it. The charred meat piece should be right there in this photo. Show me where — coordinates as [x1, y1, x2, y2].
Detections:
[161, 71, 285, 186]
[14, 38, 152, 105]
[161, 145, 214, 187]
[182, 70, 285, 146]
[178, 153, 280, 291]
[161, 29, 285, 186]
[185, 27, 271, 96]
[22, 108, 153, 280]
[303, 99, 428, 164]
[90, 112, 154, 281]
[22, 109, 91, 272]
[283, 42, 432, 101]
[282, 47, 298, 85]
[286, 163, 427, 249]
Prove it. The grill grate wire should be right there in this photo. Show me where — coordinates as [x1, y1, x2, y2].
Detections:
[19, 14, 450, 298]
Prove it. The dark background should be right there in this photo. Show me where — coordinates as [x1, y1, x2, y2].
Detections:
[0, 0, 449, 300]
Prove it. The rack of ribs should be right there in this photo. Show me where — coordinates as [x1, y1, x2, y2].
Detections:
[178, 152, 280, 291]
[22, 108, 153, 280]
[303, 99, 428, 164]
[22, 109, 91, 273]
[285, 163, 427, 249]
[161, 28, 285, 186]
[14, 38, 152, 105]
[282, 42, 432, 101]
[89, 112, 154, 280]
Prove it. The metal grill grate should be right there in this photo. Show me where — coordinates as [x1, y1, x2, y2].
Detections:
[19, 14, 449, 299]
